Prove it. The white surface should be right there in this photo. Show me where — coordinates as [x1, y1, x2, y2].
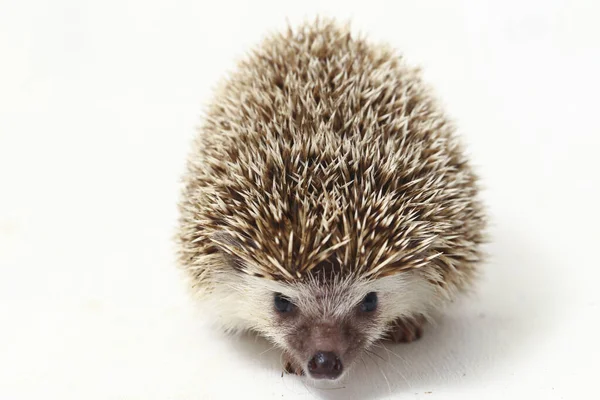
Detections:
[1, 1, 599, 399]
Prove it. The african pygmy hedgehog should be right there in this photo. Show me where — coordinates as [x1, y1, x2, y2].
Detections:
[177, 18, 486, 381]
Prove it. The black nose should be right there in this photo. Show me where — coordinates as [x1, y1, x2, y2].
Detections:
[307, 351, 343, 379]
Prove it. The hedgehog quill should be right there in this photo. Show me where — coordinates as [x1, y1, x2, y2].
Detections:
[177, 19, 486, 381]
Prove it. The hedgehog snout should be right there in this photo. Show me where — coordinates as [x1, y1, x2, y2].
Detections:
[307, 351, 343, 380]
[295, 320, 352, 380]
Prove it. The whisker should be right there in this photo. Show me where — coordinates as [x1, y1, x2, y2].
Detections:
[365, 348, 387, 363]
[372, 342, 406, 363]
[369, 344, 412, 389]
[258, 345, 276, 356]
[365, 349, 392, 396]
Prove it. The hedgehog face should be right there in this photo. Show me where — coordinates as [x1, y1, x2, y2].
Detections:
[202, 230, 442, 380]
[270, 286, 379, 380]
[220, 270, 438, 381]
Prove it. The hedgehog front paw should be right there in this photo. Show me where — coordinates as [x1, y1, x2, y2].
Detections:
[282, 353, 305, 376]
[386, 316, 425, 343]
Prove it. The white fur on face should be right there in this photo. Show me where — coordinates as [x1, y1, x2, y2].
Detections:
[200, 267, 440, 349]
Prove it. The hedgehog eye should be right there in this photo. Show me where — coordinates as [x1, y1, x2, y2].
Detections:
[360, 292, 378, 312]
[274, 293, 294, 313]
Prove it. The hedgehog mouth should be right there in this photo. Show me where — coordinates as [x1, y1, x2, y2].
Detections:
[308, 372, 346, 382]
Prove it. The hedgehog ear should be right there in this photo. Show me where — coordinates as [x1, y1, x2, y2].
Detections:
[212, 230, 245, 271]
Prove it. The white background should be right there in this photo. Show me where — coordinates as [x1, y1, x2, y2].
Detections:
[1, 0, 599, 399]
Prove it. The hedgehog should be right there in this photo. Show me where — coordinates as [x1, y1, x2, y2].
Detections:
[177, 18, 486, 381]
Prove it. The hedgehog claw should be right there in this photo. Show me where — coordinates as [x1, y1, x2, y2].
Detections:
[386, 316, 425, 343]
[283, 354, 304, 376]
